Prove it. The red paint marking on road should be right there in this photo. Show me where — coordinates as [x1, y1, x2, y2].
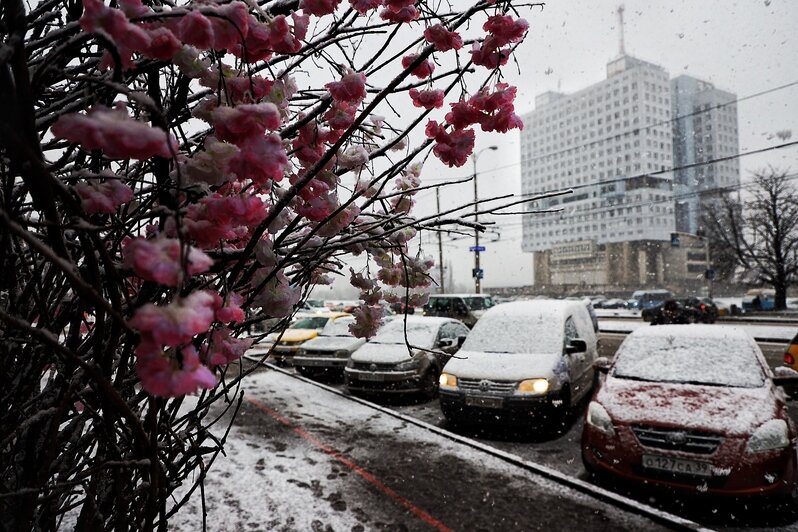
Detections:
[246, 396, 454, 532]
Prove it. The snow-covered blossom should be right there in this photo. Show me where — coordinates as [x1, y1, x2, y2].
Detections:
[202, 1, 250, 51]
[80, 0, 150, 69]
[129, 291, 217, 346]
[211, 103, 282, 144]
[74, 176, 134, 214]
[383, 288, 429, 308]
[300, 0, 342, 17]
[377, 254, 434, 287]
[349, 0, 383, 14]
[136, 344, 217, 397]
[201, 327, 253, 367]
[172, 45, 213, 79]
[423, 24, 463, 51]
[250, 269, 302, 318]
[409, 88, 445, 109]
[123, 237, 212, 286]
[401, 54, 435, 79]
[348, 304, 385, 338]
[338, 146, 370, 170]
[214, 291, 246, 323]
[470, 41, 511, 69]
[380, 4, 419, 23]
[174, 11, 214, 49]
[317, 203, 361, 237]
[394, 163, 422, 191]
[52, 103, 178, 160]
[228, 133, 289, 187]
[178, 193, 268, 248]
[325, 70, 367, 103]
[350, 268, 376, 291]
[255, 237, 278, 267]
[482, 15, 529, 46]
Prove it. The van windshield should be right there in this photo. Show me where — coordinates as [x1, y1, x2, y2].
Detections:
[462, 312, 563, 354]
[463, 297, 494, 310]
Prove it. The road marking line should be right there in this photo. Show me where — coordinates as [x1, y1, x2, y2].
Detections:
[245, 396, 454, 532]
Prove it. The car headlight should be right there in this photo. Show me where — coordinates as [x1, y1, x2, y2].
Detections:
[517, 378, 549, 395]
[297, 348, 307, 356]
[747, 419, 790, 453]
[394, 358, 421, 371]
[334, 350, 350, 358]
[439, 372, 458, 389]
[586, 401, 616, 436]
[345, 358, 355, 369]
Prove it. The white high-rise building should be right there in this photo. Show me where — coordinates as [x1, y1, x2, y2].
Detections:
[520, 54, 676, 253]
[671, 75, 740, 234]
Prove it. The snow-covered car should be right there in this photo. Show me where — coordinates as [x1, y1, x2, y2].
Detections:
[344, 317, 469, 398]
[583, 325, 798, 502]
[423, 294, 494, 328]
[266, 312, 350, 364]
[438, 300, 598, 427]
[293, 316, 365, 377]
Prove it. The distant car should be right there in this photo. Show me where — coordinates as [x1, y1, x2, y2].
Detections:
[601, 298, 627, 309]
[266, 312, 351, 364]
[439, 300, 599, 428]
[742, 289, 776, 312]
[630, 289, 674, 310]
[583, 325, 798, 502]
[642, 299, 691, 325]
[423, 294, 495, 328]
[293, 316, 366, 378]
[344, 317, 469, 398]
[682, 297, 718, 324]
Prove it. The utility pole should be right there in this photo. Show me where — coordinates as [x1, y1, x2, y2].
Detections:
[436, 187, 445, 294]
[471, 146, 497, 294]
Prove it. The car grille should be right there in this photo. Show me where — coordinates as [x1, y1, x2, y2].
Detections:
[302, 350, 336, 358]
[632, 426, 723, 455]
[349, 362, 398, 371]
[458, 378, 516, 395]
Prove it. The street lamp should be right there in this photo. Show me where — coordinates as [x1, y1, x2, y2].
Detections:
[472, 145, 498, 294]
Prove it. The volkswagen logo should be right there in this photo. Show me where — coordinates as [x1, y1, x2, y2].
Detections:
[478, 379, 491, 392]
[369, 363, 377, 371]
[666, 431, 687, 445]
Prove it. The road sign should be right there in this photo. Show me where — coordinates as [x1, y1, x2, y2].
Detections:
[670, 233, 680, 248]
[469, 245, 486, 252]
[705, 268, 715, 281]
[472, 268, 484, 279]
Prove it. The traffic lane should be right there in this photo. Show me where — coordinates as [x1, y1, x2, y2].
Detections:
[182, 369, 677, 531]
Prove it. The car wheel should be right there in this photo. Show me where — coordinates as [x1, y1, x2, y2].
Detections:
[420, 367, 439, 400]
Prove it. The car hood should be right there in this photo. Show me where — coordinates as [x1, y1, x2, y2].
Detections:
[300, 336, 365, 351]
[598, 377, 778, 436]
[351, 342, 417, 364]
[443, 350, 562, 381]
[269, 329, 318, 343]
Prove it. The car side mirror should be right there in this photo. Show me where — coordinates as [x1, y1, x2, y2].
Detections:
[566, 339, 587, 355]
[457, 335, 467, 347]
[438, 338, 457, 350]
[773, 366, 798, 385]
[593, 356, 612, 373]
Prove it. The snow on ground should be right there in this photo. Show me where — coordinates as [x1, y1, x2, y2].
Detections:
[599, 320, 797, 342]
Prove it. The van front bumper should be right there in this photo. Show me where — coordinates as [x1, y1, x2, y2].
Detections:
[439, 389, 564, 425]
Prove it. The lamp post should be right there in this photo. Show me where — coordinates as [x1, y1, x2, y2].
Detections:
[472, 145, 497, 293]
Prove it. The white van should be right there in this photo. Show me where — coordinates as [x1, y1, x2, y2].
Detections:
[438, 300, 598, 427]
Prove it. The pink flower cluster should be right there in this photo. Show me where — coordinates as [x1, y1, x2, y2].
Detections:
[425, 120, 475, 168]
[401, 54, 435, 79]
[377, 254, 434, 288]
[380, 0, 419, 23]
[177, 193, 269, 249]
[471, 15, 528, 69]
[52, 103, 178, 160]
[409, 89, 445, 110]
[348, 304, 385, 338]
[123, 236, 213, 286]
[445, 83, 524, 133]
[250, 269, 302, 318]
[424, 24, 463, 52]
[74, 176, 134, 214]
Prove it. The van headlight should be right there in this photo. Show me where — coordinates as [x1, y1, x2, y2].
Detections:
[747, 419, 790, 453]
[517, 378, 549, 395]
[439, 373, 458, 389]
[297, 348, 307, 356]
[334, 350, 350, 358]
[586, 402, 615, 436]
[394, 358, 421, 371]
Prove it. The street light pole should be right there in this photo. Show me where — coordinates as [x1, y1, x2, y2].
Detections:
[472, 145, 497, 294]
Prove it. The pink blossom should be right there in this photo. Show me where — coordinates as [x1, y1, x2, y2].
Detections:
[142, 27, 181, 61]
[183, 136, 238, 186]
[470, 39, 511, 69]
[350, 268, 376, 291]
[393, 164, 421, 191]
[74, 177, 134, 214]
[80, 0, 151, 69]
[423, 24, 463, 51]
[250, 269, 302, 318]
[215, 292, 246, 323]
[173, 46, 213, 79]
[129, 291, 217, 346]
[123, 237, 212, 286]
[292, 121, 330, 166]
[300, 0, 342, 16]
[118, 0, 150, 17]
[202, 1, 249, 51]
[51, 103, 178, 160]
[296, 193, 337, 222]
[390, 194, 414, 214]
[180, 193, 268, 248]
[175, 11, 215, 49]
[409, 88, 445, 109]
[355, 178, 379, 198]
[222, 75, 274, 104]
[201, 327, 253, 366]
[467, 83, 523, 133]
[445, 100, 485, 130]
[317, 203, 361, 237]
[401, 54, 435, 79]
[228, 133, 289, 187]
[211, 103, 282, 144]
[325, 70, 367, 103]
[383, 0, 416, 11]
[338, 145, 370, 170]
[348, 304, 385, 338]
[380, 5, 418, 23]
[349, 0, 383, 14]
[136, 344, 217, 397]
[324, 101, 358, 131]
[425, 120, 475, 167]
[483, 15, 528, 46]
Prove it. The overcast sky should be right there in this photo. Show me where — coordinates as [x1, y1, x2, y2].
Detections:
[407, 0, 798, 292]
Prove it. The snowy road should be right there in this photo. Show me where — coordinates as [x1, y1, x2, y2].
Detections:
[171, 369, 700, 531]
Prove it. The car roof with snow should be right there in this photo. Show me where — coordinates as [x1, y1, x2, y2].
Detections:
[482, 299, 589, 320]
[625, 323, 752, 341]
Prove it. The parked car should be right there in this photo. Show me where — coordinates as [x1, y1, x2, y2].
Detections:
[583, 325, 798, 502]
[266, 312, 351, 364]
[642, 299, 691, 324]
[293, 316, 366, 378]
[682, 297, 719, 323]
[742, 288, 777, 312]
[782, 332, 798, 397]
[344, 316, 469, 398]
[629, 289, 674, 310]
[423, 294, 495, 328]
[601, 298, 628, 309]
[438, 300, 599, 427]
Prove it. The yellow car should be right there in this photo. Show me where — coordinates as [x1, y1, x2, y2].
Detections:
[267, 312, 350, 364]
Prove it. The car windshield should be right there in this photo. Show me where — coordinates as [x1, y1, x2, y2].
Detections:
[291, 317, 330, 330]
[613, 333, 766, 388]
[463, 296, 494, 310]
[319, 317, 355, 337]
[370, 320, 437, 347]
[462, 311, 563, 354]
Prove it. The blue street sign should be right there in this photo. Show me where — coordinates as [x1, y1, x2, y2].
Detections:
[469, 245, 486, 252]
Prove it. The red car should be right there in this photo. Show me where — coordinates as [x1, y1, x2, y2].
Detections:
[583, 325, 798, 502]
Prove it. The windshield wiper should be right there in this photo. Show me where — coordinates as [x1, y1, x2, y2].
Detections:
[483, 350, 512, 353]
[677, 380, 731, 388]
[615, 374, 657, 383]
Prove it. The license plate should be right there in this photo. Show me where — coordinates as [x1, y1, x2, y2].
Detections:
[297, 359, 328, 367]
[642, 454, 712, 477]
[465, 395, 504, 409]
[358, 373, 385, 381]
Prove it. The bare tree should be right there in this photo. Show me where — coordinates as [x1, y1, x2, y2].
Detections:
[703, 167, 798, 309]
